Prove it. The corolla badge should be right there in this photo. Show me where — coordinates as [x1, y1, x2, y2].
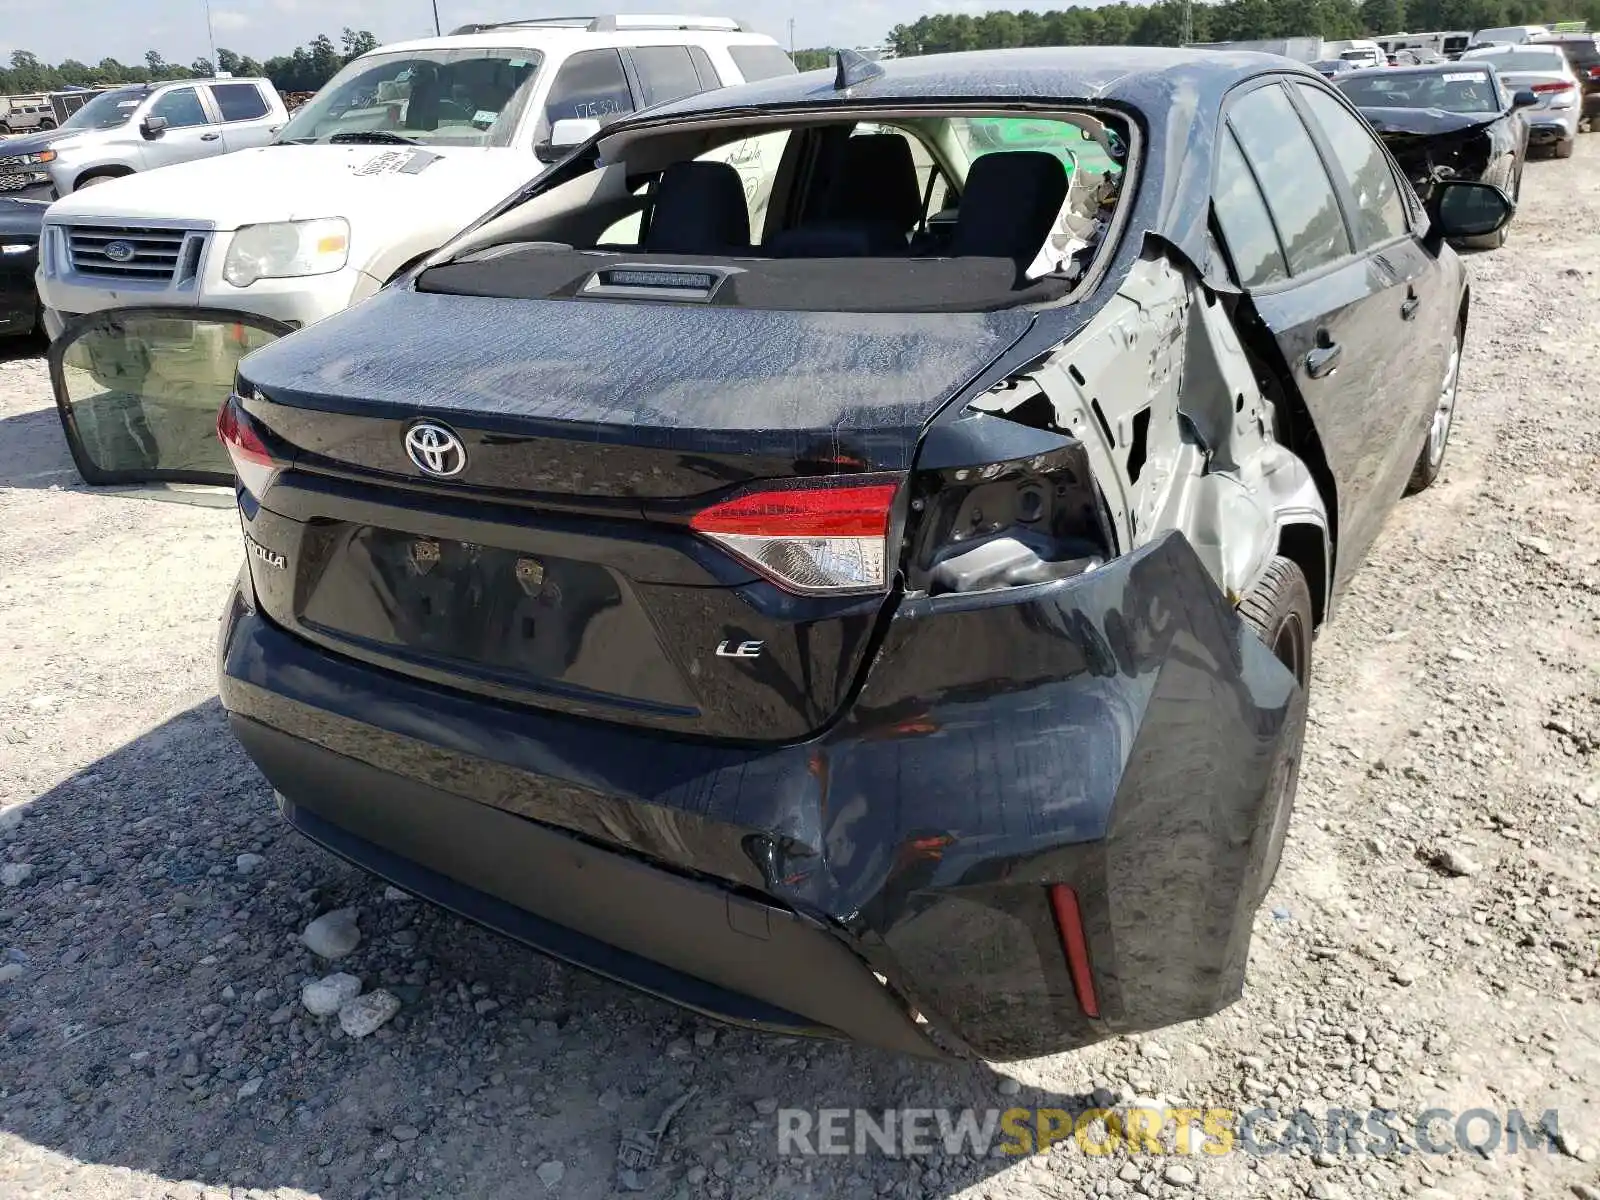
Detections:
[103, 240, 136, 263]
[404, 421, 467, 478]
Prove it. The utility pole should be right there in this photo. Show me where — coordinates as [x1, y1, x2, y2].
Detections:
[431, 0, 442, 36]
[1180, 0, 1193, 45]
[788, 17, 795, 52]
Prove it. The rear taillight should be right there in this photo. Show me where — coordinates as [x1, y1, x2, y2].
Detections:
[217, 395, 283, 499]
[690, 478, 900, 595]
[1531, 80, 1576, 92]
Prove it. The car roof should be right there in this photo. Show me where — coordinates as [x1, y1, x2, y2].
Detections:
[638, 45, 1315, 121]
[372, 28, 780, 56]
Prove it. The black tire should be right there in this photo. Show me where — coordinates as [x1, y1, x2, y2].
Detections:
[1406, 323, 1462, 494]
[1238, 556, 1313, 899]
[1553, 137, 1576, 159]
[38, 119, 54, 130]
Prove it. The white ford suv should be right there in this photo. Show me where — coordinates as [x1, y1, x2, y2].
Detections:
[36, 15, 796, 339]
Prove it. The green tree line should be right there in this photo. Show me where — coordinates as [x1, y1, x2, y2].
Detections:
[0, 28, 379, 97]
[884, 0, 1600, 53]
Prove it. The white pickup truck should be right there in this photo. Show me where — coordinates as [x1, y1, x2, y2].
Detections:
[36, 16, 797, 340]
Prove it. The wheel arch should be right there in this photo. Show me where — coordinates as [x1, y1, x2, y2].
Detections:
[72, 164, 135, 192]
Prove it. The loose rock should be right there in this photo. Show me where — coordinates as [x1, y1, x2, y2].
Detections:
[338, 989, 401, 1038]
[301, 908, 361, 959]
[301, 973, 363, 1017]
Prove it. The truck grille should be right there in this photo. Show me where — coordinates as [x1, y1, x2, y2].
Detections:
[66, 225, 207, 283]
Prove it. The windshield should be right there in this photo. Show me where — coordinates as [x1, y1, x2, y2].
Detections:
[1466, 49, 1567, 70]
[60, 87, 148, 132]
[276, 48, 542, 147]
[1337, 69, 1502, 112]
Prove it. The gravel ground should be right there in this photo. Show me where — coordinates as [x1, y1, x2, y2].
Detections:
[2, 139, 1598, 1200]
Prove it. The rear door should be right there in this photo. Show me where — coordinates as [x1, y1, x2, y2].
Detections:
[208, 82, 282, 151]
[47, 308, 294, 485]
[1213, 78, 1431, 596]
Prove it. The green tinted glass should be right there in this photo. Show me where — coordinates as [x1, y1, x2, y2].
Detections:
[54, 315, 285, 483]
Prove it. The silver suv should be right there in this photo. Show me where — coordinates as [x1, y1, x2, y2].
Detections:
[0, 78, 287, 200]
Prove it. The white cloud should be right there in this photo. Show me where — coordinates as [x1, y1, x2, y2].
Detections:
[210, 9, 251, 31]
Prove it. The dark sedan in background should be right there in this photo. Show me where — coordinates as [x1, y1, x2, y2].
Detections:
[1336, 63, 1534, 248]
[0, 197, 45, 337]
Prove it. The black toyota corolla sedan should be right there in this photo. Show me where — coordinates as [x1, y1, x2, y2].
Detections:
[47, 48, 1510, 1060]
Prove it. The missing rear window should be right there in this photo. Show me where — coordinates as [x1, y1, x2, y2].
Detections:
[421, 106, 1136, 313]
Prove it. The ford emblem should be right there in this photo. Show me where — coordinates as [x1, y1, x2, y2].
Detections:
[103, 240, 137, 263]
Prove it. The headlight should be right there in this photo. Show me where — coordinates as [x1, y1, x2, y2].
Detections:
[1, 242, 33, 255]
[1, 151, 55, 167]
[222, 218, 350, 288]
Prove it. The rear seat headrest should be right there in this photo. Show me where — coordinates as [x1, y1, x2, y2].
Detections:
[948, 151, 1070, 268]
[822, 134, 925, 234]
[645, 160, 751, 256]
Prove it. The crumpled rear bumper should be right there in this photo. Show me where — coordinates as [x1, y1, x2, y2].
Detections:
[219, 530, 1301, 1060]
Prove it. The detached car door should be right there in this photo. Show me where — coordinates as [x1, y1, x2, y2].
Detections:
[1214, 78, 1439, 597]
[48, 308, 294, 485]
[138, 86, 229, 170]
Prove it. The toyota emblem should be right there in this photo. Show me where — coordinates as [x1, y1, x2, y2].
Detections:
[103, 240, 137, 263]
[404, 422, 467, 478]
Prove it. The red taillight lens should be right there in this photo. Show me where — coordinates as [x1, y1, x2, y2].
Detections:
[690, 479, 900, 594]
[217, 396, 282, 499]
[1531, 80, 1575, 92]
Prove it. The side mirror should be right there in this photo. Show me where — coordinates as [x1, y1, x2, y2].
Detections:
[535, 117, 603, 165]
[1431, 179, 1515, 239]
[1511, 89, 1539, 108]
[141, 115, 169, 139]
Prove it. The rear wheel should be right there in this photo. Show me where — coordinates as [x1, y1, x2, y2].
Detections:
[1406, 325, 1461, 494]
[1238, 556, 1313, 899]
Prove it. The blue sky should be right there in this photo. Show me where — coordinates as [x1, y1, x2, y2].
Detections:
[0, 0, 1007, 67]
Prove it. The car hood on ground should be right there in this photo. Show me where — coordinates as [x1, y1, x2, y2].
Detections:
[1354, 106, 1505, 136]
[41, 144, 540, 231]
[0, 197, 48, 236]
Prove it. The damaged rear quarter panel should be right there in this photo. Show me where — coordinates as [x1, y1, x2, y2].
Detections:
[809, 530, 1300, 1060]
[969, 253, 1330, 613]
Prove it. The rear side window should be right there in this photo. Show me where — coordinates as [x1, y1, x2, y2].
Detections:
[1227, 85, 1350, 276]
[149, 87, 210, 129]
[210, 83, 270, 122]
[544, 49, 635, 126]
[729, 45, 800, 82]
[631, 46, 705, 107]
[688, 45, 720, 89]
[1213, 131, 1288, 287]
[1294, 85, 1408, 248]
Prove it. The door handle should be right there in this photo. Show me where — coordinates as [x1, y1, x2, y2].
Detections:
[201, 132, 221, 141]
[1400, 289, 1420, 321]
[1305, 338, 1342, 379]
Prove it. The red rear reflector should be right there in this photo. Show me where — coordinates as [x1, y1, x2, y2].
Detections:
[1048, 884, 1100, 1019]
[689, 480, 900, 595]
[1531, 80, 1575, 92]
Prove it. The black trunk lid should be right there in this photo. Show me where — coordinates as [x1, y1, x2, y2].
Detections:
[235, 287, 1032, 741]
